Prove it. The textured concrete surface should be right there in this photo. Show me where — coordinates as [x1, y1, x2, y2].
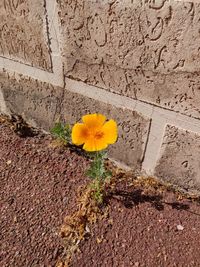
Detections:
[155, 125, 200, 195]
[61, 89, 151, 169]
[59, 0, 200, 119]
[59, 0, 200, 71]
[0, 0, 52, 70]
[0, 88, 9, 115]
[0, 71, 62, 129]
[65, 64, 200, 120]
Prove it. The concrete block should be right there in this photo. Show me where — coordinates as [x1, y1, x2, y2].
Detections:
[61, 88, 151, 170]
[58, 0, 200, 119]
[154, 125, 200, 195]
[0, 88, 9, 114]
[0, 0, 52, 71]
[0, 71, 63, 130]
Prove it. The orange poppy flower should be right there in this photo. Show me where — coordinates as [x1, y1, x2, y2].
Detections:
[71, 113, 118, 152]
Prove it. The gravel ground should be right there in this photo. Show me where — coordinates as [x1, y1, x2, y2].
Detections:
[72, 182, 200, 267]
[0, 121, 88, 267]
[1, 119, 200, 267]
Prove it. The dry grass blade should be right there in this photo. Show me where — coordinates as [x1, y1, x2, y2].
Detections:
[57, 185, 105, 266]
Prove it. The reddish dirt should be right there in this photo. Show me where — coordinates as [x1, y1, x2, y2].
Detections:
[71, 179, 200, 267]
[1, 120, 200, 267]
[0, 122, 89, 267]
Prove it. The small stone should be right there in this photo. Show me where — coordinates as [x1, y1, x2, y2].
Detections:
[63, 197, 68, 204]
[108, 219, 113, 225]
[85, 225, 90, 233]
[177, 224, 184, 231]
[6, 160, 12, 165]
[96, 237, 103, 244]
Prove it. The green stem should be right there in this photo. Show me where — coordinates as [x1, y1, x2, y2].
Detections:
[93, 151, 104, 203]
[96, 151, 101, 181]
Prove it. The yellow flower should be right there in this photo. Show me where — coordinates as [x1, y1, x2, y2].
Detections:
[72, 113, 118, 152]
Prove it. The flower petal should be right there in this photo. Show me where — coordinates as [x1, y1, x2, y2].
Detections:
[102, 119, 118, 144]
[71, 123, 89, 145]
[83, 139, 96, 152]
[82, 113, 106, 128]
[94, 138, 108, 151]
[83, 138, 108, 152]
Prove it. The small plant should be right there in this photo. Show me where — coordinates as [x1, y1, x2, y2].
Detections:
[50, 122, 71, 144]
[53, 114, 117, 266]
[86, 151, 112, 203]
[51, 114, 118, 204]
[72, 113, 118, 203]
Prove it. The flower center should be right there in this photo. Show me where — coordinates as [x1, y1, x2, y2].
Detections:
[94, 131, 104, 139]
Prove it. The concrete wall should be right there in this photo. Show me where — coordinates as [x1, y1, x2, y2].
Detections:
[0, 0, 200, 194]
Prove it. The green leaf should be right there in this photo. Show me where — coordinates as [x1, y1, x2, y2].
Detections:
[50, 122, 71, 143]
[50, 122, 63, 135]
[85, 168, 96, 179]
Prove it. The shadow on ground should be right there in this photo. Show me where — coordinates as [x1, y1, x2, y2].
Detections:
[108, 188, 200, 217]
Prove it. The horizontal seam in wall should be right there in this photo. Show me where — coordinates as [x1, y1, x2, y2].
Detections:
[65, 77, 200, 134]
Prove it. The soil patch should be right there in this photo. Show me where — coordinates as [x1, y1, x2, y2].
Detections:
[0, 121, 88, 267]
[1, 118, 200, 267]
[71, 177, 200, 267]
